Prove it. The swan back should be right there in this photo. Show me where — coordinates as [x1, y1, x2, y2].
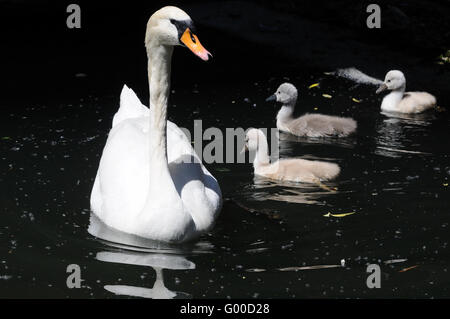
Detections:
[286, 113, 357, 137]
[261, 158, 340, 183]
[397, 91, 437, 113]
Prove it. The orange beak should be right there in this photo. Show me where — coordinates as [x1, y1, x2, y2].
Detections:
[180, 28, 211, 61]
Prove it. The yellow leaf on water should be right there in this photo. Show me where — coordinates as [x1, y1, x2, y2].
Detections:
[322, 94, 332, 99]
[308, 83, 320, 89]
[323, 212, 356, 218]
[352, 98, 362, 103]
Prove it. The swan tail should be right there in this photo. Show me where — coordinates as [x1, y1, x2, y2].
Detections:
[112, 85, 149, 127]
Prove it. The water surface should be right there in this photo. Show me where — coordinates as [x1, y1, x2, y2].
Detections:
[1, 72, 449, 298]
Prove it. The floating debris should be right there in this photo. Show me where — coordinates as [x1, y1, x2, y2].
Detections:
[437, 50, 450, 65]
[435, 105, 446, 112]
[377, 146, 431, 155]
[323, 212, 356, 218]
[384, 259, 407, 265]
[246, 248, 269, 254]
[399, 265, 419, 272]
[352, 98, 362, 103]
[308, 83, 320, 89]
[278, 264, 341, 271]
[322, 94, 332, 99]
[246, 268, 266, 273]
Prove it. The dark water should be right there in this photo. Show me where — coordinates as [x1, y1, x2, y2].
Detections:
[1, 70, 449, 298]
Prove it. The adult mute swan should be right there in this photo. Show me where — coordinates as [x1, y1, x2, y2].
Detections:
[90, 6, 222, 243]
[266, 83, 357, 137]
[376, 70, 437, 114]
[242, 128, 340, 183]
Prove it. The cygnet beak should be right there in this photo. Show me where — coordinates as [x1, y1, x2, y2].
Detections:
[265, 94, 276, 102]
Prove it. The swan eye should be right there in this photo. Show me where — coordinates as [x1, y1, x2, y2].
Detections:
[190, 31, 196, 43]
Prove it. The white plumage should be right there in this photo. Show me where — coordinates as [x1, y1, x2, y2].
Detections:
[91, 7, 222, 243]
[376, 70, 437, 114]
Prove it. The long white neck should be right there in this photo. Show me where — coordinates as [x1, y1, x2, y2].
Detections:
[276, 102, 295, 127]
[381, 86, 405, 112]
[147, 43, 173, 166]
[253, 134, 270, 170]
[142, 36, 181, 211]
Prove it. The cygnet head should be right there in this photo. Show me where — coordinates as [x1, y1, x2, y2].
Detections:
[242, 128, 266, 153]
[266, 82, 298, 105]
[145, 6, 211, 61]
[376, 70, 406, 94]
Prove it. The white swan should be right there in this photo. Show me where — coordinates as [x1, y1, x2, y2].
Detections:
[266, 83, 357, 137]
[376, 70, 437, 114]
[242, 128, 340, 183]
[90, 6, 222, 243]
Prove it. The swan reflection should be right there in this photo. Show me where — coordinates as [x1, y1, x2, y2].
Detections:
[279, 131, 357, 150]
[375, 112, 434, 158]
[233, 176, 340, 207]
[97, 251, 193, 299]
[88, 214, 210, 299]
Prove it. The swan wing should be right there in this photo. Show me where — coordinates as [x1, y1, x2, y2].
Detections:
[91, 87, 221, 240]
[289, 114, 356, 137]
[112, 85, 150, 127]
[399, 92, 437, 113]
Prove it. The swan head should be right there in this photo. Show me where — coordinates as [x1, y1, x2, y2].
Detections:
[266, 82, 298, 105]
[376, 70, 406, 94]
[145, 6, 211, 61]
[242, 128, 266, 153]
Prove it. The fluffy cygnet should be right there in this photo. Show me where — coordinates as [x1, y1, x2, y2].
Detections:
[242, 128, 340, 183]
[376, 70, 437, 114]
[266, 83, 357, 137]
